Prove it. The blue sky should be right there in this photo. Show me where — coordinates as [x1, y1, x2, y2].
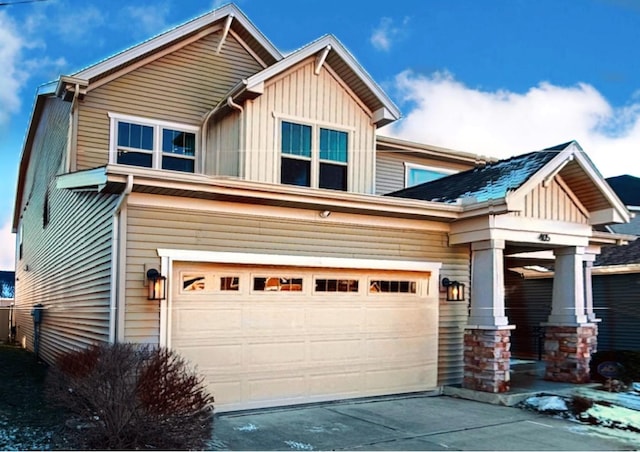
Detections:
[2, 0, 640, 270]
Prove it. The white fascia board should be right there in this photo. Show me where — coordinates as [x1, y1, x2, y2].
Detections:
[244, 35, 401, 121]
[74, 4, 282, 82]
[590, 207, 627, 225]
[571, 151, 631, 223]
[56, 168, 107, 190]
[505, 145, 574, 209]
[157, 249, 441, 272]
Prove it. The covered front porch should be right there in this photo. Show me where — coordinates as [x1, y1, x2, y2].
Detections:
[389, 141, 633, 394]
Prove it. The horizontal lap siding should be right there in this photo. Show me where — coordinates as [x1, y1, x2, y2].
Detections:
[244, 59, 375, 193]
[124, 202, 470, 385]
[15, 97, 117, 364]
[593, 273, 640, 351]
[76, 32, 263, 170]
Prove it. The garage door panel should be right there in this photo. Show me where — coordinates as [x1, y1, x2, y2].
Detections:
[242, 308, 305, 331]
[248, 342, 306, 365]
[174, 308, 242, 334]
[310, 339, 362, 361]
[171, 263, 439, 412]
[248, 376, 307, 401]
[366, 336, 436, 360]
[176, 343, 243, 369]
[307, 307, 363, 330]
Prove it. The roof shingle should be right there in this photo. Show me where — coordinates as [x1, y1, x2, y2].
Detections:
[386, 143, 571, 203]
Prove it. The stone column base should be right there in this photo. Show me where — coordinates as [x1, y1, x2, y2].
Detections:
[544, 325, 596, 383]
[463, 328, 511, 393]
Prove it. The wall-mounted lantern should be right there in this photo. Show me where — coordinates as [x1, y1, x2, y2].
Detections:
[442, 277, 465, 302]
[146, 268, 167, 301]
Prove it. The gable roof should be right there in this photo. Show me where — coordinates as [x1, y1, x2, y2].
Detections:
[211, 34, 401, 127]
[71, 3, 282, 85]
[595, 238, 640, 267]
[387, 141, 630, 225]
[605, 175, 640, 207]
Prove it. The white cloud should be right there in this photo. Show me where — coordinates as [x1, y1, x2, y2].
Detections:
[124, 4, 170, 37]
[0, 218, 15, 271]
[54, 6, 106, 42]
[370, 17, 410, 52]
[387, 70, 640, 178]
[0, 11, 26, 125]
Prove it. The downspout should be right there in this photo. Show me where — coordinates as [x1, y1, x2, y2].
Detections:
[109, 174, 133, 343]
[65, 84, 81, 173]
[227, 96, 244, 176]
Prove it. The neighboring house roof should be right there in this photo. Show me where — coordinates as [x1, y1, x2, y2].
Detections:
[386, 141, 630, 226]
[211, 34, 401, 127]
[595, 238, 640, 267]
[605, 175, 640, 207]
[0, 271, 15, 299]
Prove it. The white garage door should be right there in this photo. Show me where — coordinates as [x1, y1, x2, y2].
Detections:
[170, 262, 438, 412]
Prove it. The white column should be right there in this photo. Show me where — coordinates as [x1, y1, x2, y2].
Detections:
[468, 239, 509, 327]
[583, 254, 598, 322]
[547, 246, 588, 324]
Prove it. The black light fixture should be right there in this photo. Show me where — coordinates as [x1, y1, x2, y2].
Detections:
[442, 277, 465, 302]
[146, 268, 167, 301]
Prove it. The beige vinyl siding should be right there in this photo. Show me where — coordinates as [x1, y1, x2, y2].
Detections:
[207, 111, 241, 176]
[76, 32, 263, 170]
[124, 199, 470, 385]
[15, 97, 118, 364]
[376, 151, 473, 195]
[243, 58, 376, 193]
[512, 178, 589, 224]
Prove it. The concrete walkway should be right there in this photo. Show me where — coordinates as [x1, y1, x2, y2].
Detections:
[209, 395, 637, 450]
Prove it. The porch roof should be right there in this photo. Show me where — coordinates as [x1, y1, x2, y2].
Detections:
[386, 145, 561, 203]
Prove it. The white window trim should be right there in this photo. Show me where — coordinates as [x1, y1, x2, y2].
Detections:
[277, 115, 353, 190]
[404, 162, 457, 188]
[108, 112, 200, 172]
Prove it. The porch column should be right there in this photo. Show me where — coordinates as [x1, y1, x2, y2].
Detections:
[463, 239, 514, 393]
[543, 246, 596, 383]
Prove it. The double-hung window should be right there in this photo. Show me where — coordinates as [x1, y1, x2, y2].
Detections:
[109, 113, 198, 173]
[281, 120, 349, 191]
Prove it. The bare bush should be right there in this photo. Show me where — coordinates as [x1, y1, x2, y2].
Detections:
[46, 343, 214, 450]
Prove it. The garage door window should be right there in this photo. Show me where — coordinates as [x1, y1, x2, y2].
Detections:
[220, 277, 240, 291]
[183, 275, 206, 291]
[369, 280, 417, 294]
[315, 279, 359, 293]
[253, 277, 303, 292]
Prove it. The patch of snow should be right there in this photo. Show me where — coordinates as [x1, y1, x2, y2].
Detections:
[524, 395, 568, 412]
[234, 423, 259, 432]
[579, 404, 640, 431]
[305, 426, 326, 433]
[284, 440, 314, 450]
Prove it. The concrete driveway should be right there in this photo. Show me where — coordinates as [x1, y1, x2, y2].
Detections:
[210, 395, 636, 451]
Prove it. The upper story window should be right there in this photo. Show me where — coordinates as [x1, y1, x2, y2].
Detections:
[281, 120, 349, 191]
[109, 113, 199, 173]
[404, 163, 455, 188]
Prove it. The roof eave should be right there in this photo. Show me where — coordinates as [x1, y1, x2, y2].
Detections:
[73, 4, 282, 83]
[102, 165, 462, 221]
[244, 35, 401, 126]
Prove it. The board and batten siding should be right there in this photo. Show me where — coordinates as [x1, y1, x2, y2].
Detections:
[75, 31, 263, 170]
[124, 198, 470, 384]
[511, 178, 589, 224]
[15, 97, 118, 364]
[242, 58, 376, 194]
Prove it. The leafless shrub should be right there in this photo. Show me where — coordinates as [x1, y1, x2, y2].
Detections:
[46, 343, 214, 450]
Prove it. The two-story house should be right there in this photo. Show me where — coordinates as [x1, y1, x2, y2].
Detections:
[12, 4, 632, 412]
